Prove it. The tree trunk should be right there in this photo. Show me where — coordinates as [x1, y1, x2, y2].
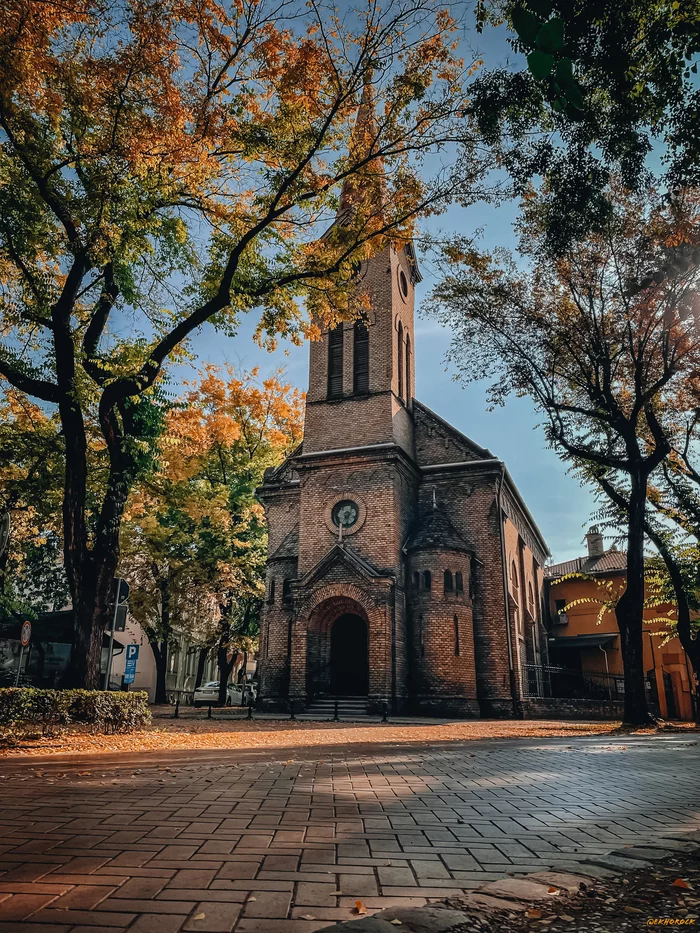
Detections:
[217, 645, 236, 706]
[149, 639, 168, 705]
[63, 554, 117, 689]
[195, 647, 209, 690]
[615, 472, 653, 725]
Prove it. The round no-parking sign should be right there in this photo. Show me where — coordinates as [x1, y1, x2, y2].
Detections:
[20, 621, 31, 647]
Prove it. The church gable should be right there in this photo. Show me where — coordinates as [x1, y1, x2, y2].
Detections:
[297, 542, 389, 592]
[413, 401, 494, 467]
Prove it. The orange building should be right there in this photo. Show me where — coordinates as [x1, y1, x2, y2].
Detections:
[545, 528, 695, 721]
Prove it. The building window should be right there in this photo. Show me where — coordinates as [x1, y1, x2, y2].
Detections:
[412, 570, 420, 591]
[287, 619, 293, 658]
[267, 578, 275, 605]
[528, 581, 535, 617]
[353, 322, 369, 395]
[405, 334, 411, 401]
[327, 324, 343, 399]
[282, 578, 292, 604]
[423, 570, 431, 591]
[555, 599, 567, 616]
[455, 571, 464, 594]
[454, 615, 460, 656]
[510, 560, 519, 599]
[444, 569, 453, 594]
[397, 321, 404, 400]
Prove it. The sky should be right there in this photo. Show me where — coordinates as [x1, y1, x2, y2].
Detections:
[179, 12, 598, 564]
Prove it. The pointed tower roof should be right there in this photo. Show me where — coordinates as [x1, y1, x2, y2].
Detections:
[334, 79, 386, 228]
[405, 506, 473, 555]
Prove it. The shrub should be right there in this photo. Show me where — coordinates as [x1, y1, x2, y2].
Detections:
[0, 688, 151, 736]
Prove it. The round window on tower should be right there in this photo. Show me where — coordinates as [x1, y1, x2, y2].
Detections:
[398, 269, 409, 299]
[332, 500, 359, 529]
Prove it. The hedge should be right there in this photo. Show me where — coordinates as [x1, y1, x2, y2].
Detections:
[0, 688, 151, 735]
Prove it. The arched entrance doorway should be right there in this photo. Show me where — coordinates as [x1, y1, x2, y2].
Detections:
[330, 613, 368, 696]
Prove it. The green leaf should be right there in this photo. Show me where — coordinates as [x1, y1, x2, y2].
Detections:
[527, 50, 554, 79]
[511, 6, 541, 47]
[555, 57, 574, 85]
[536, 18, 565, 54]
[565, 82, 585, 110]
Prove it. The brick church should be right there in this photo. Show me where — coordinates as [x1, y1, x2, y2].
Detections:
[257, 94, 549, 718]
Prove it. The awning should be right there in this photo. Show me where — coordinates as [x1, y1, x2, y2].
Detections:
[548, 633, 618, 648]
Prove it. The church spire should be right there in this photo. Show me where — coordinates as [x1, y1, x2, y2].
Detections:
[337, 78, 386, 224]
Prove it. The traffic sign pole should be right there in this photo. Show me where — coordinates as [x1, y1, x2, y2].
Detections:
[14, 645, 24, 687]
[15, 621, 31, 687]
[104, 579, 130, 690]
[104, 592, 120, 691]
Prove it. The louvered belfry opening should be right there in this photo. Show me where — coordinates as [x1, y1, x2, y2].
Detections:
[353, 322, 369, 395]
[327, 324, 344, 398]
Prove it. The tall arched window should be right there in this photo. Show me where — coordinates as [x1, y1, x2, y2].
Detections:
[353, 322, 369, 395]
[327, 324, 343, 398]
[510, 560, 519, 599]
[444, 570, 453, 594]
[397, 321, 404, 399]
[267, 578, 275, 604]
[455, 571, 464, 594]
[282, 578, 292, 604]
[454, 615, 460, 656]
[423, 570, 432, 591]
[528, 581, 535, 617]
[412, 571, 420, 591]
[405, 334, 411, 402]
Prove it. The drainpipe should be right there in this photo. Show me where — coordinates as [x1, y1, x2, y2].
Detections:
[599, 645, 611, 699]
[390, 582, 397, 715]
[497, 466, 519, 717]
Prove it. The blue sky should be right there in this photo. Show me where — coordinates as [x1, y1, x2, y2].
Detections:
[181, 14, 597, 563]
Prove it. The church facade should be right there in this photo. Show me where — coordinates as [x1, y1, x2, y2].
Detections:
[256, 233, 550, 717]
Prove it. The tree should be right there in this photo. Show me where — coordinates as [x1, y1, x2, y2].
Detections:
[0, 0, 479, 687]
[470, 0, 700, 252]
[121, 365, 303, 704]
[430, 187, 700, 724]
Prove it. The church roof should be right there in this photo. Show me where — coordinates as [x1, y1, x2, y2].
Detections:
[268, 529, 299, 562]
[405, 507, 473, 555]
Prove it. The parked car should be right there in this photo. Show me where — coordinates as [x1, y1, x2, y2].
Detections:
[193, 681, 247, 707]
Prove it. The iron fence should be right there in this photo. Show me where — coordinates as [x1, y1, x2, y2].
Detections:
[522, 663, 625, 701]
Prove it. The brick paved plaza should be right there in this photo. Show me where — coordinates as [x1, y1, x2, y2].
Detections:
[0, 732, 699, 932]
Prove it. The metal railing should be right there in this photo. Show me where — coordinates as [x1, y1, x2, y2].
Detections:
[522, 663, 625, 700]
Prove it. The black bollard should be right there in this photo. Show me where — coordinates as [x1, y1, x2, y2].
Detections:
[207, 703, 212, 719]
[382, 702, 388, 723]
[289, 700, 296, 720]
[333, 700, 340, 722]
[174, 698, 180, 719]
[247, 700, 254, 720]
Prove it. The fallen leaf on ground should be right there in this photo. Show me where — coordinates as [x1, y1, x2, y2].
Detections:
[193, 913, 206, 921]
[248, 897, 256, 902]
[624, 906, 644, 914]
[390, 921, 403, 926]
[674, 879, 691, 889]
[301, 915, 316, 920]
[526, 908, 542, 919]
[355, 900, 367, 915]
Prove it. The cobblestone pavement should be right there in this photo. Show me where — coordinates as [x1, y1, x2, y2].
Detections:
[0, 732, 698, 932]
